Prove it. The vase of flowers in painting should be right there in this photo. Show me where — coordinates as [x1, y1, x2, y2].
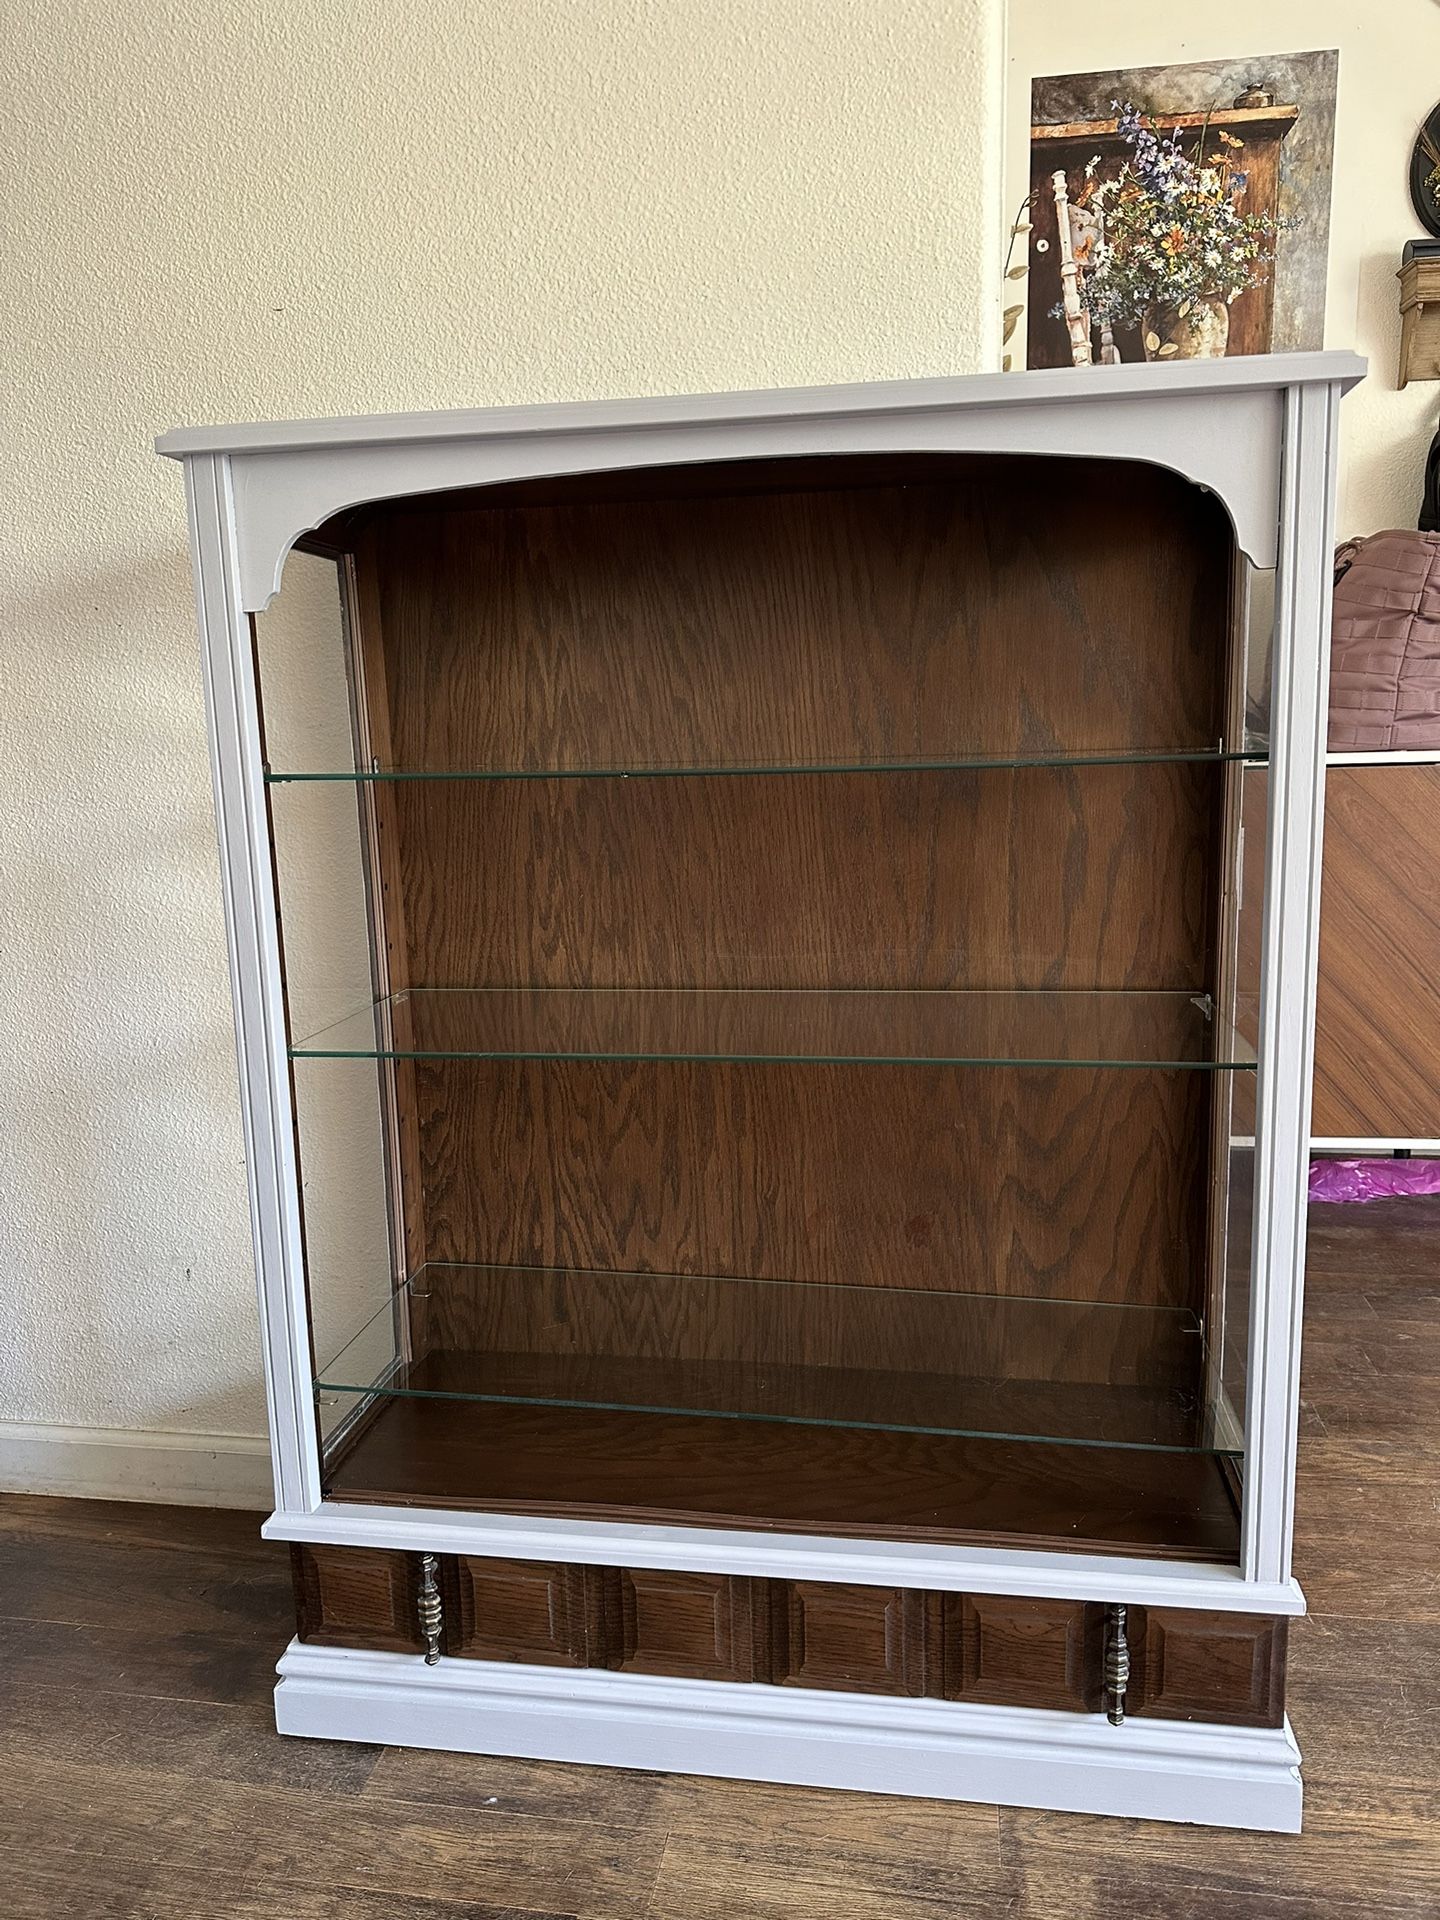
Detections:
[1073, 106, 1287, 362]
[1142, 296, 1231, 361]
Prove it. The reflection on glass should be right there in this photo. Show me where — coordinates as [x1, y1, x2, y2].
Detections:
[316, 1264, 1235, 1457]
[1242, 563, 1276, 754]
[1214, 759, 1269, 1447]
[254, 556, 395, 1443]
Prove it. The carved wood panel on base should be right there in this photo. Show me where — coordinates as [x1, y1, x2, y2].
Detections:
[773, 1582, 937, 1696]
[441, 1556, 592, 1667]
[604, 1568, 761, 1682]
[1128, 1607, 1288, 1727]
[290, 1544, 422, 1653]
[943, 1593, 1103, 1712]
[291, 1546, 1286, 1726]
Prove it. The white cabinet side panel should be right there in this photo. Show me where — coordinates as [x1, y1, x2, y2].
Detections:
[185, 454, 319, 1512]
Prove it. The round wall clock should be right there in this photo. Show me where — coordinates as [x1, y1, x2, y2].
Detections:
[1409, 101, 1440, 236]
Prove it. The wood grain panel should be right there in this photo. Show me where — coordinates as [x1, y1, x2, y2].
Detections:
[604, 1568, 760, 1682]
[319, 455, 1236, 1555]
[410, 1269, 1211, 1461]
[290, 1544, 421, 1652]
[417, 1264, 1203, 1396]
[1235, 765, 1440, 1140]
[1129, 1608, 1288, 1727]
[1311, 767, 1440, 1138]
[362, 454, 1230, 773]
[387, 762, 1216, 993]
[772, 1582, 936, 1697]
[324, 1397, 1242, 1561]
[942, 1593, 1101, 1711]
[442, 1556, 590, 1666]
[414, 1061, 1213, 1310]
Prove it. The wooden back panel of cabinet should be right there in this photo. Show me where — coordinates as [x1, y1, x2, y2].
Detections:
[314, 451, 1239, 1544]
[343, 455, 1231, 1311]
[353, 453, 1230, 773]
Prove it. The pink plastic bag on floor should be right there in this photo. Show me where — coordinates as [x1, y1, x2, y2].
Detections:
[1308, 1157, 1440, 1203]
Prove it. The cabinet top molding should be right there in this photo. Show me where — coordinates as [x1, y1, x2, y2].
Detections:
[159, 351, 1363, 607]
[157, 351, 1364, 458]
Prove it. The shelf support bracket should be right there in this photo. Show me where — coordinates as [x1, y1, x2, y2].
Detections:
[1104, 1603, 1130, 1725]
[417, 1553, 443, 1664]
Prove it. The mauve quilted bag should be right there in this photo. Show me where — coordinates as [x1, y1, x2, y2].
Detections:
[1330, 529, 1440, 749]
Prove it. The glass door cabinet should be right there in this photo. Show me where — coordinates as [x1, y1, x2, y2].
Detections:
[161, 352, 1361, 1829]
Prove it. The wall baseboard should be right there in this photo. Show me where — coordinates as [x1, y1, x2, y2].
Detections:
[0, 1420, 273, 1509]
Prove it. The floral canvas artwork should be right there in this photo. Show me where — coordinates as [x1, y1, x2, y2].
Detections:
[1020, 51, 1337, 370]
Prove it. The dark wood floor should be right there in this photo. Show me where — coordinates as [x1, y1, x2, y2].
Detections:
[2, 1198, 1437, 1918]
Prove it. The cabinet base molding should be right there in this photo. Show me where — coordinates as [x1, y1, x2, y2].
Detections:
[274, 1639, 1303, 1831]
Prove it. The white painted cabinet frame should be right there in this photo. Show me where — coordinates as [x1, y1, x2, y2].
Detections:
[161, 352, 1361, 1826]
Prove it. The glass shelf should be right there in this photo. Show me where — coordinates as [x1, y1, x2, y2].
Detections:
[288, 986, 1256, 1069]
[316, 1264, 1235, 1458]
[267, 746, 1267, 783]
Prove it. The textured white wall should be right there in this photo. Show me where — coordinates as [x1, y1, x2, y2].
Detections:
[1005, 7, 1440, 535]
[1, 2, 1002, 1449]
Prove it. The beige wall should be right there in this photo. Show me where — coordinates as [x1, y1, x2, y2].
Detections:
[7, 0, 1422, 1486]
[1006, 5, 1440, 536]
[1, 2, 1002, 1468]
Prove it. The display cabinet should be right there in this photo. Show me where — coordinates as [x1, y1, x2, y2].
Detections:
[160, 351, 1361, 1829]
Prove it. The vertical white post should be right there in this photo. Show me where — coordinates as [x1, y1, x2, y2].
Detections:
[1242, 382, 1341, 1584]
[1051, 169, 1093, 368]
[184, 454, 321, 1514]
